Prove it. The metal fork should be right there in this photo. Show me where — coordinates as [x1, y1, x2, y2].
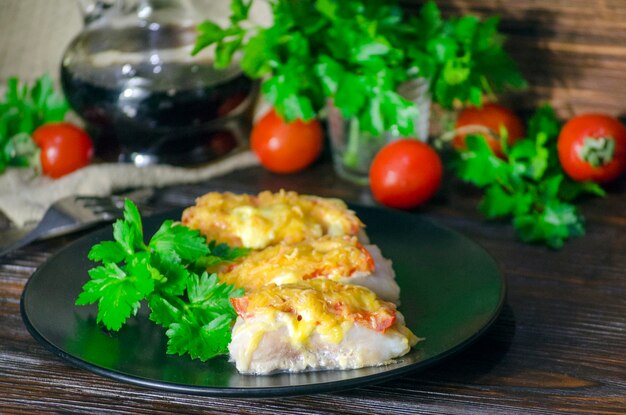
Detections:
[0, 189, 153, 257]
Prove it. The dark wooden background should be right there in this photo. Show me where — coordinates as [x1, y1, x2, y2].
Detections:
[401, 0, 626, 119]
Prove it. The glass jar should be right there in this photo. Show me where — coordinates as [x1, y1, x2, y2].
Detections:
[61, 0, 256, 166]
[327, 77, 431, 185]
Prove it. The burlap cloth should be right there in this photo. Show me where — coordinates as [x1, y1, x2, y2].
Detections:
[0, 151, 259, 228]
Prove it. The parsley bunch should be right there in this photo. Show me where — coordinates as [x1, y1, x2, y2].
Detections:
[0, 75, 68, 173]
[193, 0, 524, 137]
[401, 1, 527, 108]
[76, 200, 248, 361]
[455, 105, 605, 249]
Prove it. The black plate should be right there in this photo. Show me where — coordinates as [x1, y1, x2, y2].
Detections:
[21, 205, 505, 397]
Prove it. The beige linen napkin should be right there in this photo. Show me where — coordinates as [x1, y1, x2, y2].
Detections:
[0, 150, 259, 228]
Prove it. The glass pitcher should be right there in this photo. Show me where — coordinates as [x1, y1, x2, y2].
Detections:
[61, 0, 255, 166]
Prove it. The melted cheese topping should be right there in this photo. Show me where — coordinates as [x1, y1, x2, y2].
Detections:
[231, 280, 400, 346]
[181, 190, 363, 249]
[219, 236, 375, 291]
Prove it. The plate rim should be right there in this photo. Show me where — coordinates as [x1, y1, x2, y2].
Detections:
[20, 203, 506, 397]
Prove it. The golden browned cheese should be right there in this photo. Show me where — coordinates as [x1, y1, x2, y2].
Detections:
[181, 190, 364, 249]
[219, 236, 375, 291]
[230, 280, 416, 346]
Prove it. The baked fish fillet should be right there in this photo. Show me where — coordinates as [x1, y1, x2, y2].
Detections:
[219, 235, 400, 303]
[229, 280, 418, 374]
[182, 190, 364, 249]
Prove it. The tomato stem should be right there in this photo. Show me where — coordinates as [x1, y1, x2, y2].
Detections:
[579, 137, 615, 167]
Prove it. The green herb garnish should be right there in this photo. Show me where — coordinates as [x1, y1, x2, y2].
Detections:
[0, 75, 68, 172]
[76, 200, 248, 361]
[402, 1, 527, 108]
[193, 0, 524, 137]
[455, 105, 605, 249]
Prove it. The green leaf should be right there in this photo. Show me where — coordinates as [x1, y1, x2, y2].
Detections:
[334, 73, 368, 118]
[88, 241, 127, 263]
[426, 37, 458, 63]
[207, 241, 250, 261]
[75, 263, 154, 331]
[442, 54, 471, 85]
[112, 219, 136, 256]
[527, 104, 560, 141]
[456, 134, 507, 187]
[164, 272, 243, 361]
[215, 37, 243, 69]
[475, 16, 502, 51]
[559, 178, 606, 201]
[123, 199, 145, 251]
[240, 33, 272, 78]
[230, 0, 252, 23]
[315, 56, 344, 96]
[316, 0, 339, 19]
[148, 294, 182, 328]
[454, 16, 479, 45]
[150, 220, 209, 264]
[479, 185, 534, 219]
[360, 96, 384, 135]
[353, 40, 391, 63]
[513, 199, 584, 249]
[192, 21, 226, 55]
[166, 314, 233, 361]
[150, 252, 189, 296]
[3, 133, 39, 167]
[419, 1, 443, 36]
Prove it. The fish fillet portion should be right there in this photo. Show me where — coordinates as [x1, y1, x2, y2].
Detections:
[229, 280, 418, 374]
[181, 190, 364, 249]
[219, 236, 400, 303]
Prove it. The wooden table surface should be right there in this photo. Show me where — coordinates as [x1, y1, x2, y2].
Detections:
[1, 160, 625, 414]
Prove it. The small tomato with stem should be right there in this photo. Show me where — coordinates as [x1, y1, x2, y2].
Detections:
[557, 114, 626, 183]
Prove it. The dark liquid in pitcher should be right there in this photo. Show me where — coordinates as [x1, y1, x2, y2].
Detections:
[61, 25, 254, 165]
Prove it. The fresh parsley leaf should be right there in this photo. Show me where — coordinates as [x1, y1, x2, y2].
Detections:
[148, 294, 183, 328]
[76, 200, 248, 360]
[75, 262, 154, 331]
[149, 220, 209, 264]
[165, 272, 243, 361]
[88, 240, 127, 263]
[166, 313, 234, 362]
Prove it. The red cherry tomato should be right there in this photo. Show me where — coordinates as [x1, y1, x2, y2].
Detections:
[251, 109, 323, 173]
[369, 139, 443, 209]
[454, 103, 525, 157]
[32, 122, 94, 179]
[557, 114, 626, 183]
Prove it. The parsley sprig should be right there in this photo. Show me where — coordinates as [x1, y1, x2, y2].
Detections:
[0, 75, 68, 172]
[76, 200, 248, 361]
[455, 105, 605, 249]
[193, 0, 524, 137]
